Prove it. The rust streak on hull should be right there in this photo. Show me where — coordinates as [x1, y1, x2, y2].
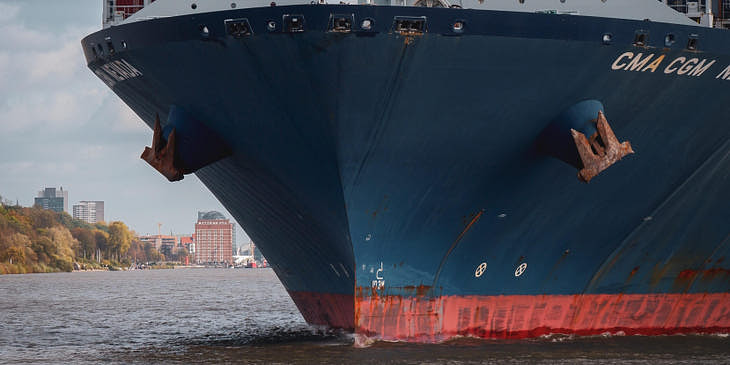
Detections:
[140, 114, 184, 182]
[356, 293, 730, 342]
[571, 111, 634, 183]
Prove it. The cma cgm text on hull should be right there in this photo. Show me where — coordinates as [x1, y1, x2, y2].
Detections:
[82, 0, 730, 341]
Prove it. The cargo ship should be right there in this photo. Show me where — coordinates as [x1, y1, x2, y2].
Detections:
[82, 0, 730, 341]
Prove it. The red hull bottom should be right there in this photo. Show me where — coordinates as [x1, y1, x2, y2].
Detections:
[356, 293, 730, 342]
[289, 291, 730, 342]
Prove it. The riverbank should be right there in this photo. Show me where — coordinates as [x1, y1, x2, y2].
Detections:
[1, 201, 167, 275]
[71, 261, 176, 272]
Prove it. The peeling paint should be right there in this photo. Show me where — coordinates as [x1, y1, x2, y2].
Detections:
[356, 293, 730, 342]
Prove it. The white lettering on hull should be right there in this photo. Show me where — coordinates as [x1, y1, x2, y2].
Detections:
[94, 59, 143, 87]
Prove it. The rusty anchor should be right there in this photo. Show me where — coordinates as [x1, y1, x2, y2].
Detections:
[140, 114, 184, 182]
[570, 111, 634, 183]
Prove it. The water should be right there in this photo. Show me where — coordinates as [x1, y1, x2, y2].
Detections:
[1, 269, 728, 364]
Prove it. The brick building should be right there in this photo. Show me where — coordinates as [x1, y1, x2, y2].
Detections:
[194, 211, 233, 266]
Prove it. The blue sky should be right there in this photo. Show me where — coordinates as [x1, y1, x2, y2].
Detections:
[0, 0, 250, 241]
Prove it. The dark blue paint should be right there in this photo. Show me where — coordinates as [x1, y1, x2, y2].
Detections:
[165, 105, 231, 173]
[537, 99, 602, 169]
[82, 6, 730, 306]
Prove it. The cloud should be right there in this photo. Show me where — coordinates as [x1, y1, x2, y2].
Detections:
[28, 40, 84, 83]
[108, 96, 148, 133]
[1, 88, 104, 133]
[0, 160, 78, 176]
[0, 53, 8, 85]
[76, 145, 106, 161]
[0, 3, 20, 24]
[0, 4, 103, 134]
[0, 22, 52, 51]
[0, 1, 250, 239]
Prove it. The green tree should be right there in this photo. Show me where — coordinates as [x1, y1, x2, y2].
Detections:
[108, 221, 132, 261]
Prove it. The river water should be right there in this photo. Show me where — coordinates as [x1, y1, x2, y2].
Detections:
[0, 268, 728, 364]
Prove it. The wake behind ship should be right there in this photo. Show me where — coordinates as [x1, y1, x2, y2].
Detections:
[82, 0, 730, 341]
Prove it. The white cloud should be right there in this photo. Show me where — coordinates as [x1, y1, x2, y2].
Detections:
[0, 52, 8, 85]
[0, 23, 52, 50]
[109, 97, 147, 133]
[28, 40, 83, 83]
[77, 145, 105, 161]
[0, 3, 19, 24]
[0, 5, 103, 134]
[0, 161, 33, 174]
[0, 160, 78, 176]
[1, 88, 104, 132]
[0, 0, 247, 238]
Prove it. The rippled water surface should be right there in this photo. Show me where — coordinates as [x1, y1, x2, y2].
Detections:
[1, 268, 728, 364]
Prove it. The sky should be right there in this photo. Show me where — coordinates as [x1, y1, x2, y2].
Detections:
[0, 0, 250, 241]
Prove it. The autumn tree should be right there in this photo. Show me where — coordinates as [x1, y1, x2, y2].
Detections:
[125, 239, 144, 263]
[31, 236, 55, 265]
[174, 247, 189, 262]
[108, 221, 132, 261]
[1, 197, 141, 273]
[143, 241, 161, 262]
[28, 208, 55, 229]
[94, 230, 109, 261]
[1, 233, 36, 265]
[71, 228, 95, 259]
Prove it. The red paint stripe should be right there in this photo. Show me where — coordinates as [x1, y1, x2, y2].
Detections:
[356, 293, 730, 342]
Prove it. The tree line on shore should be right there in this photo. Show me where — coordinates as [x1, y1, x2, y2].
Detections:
[0, 195, 171, 274]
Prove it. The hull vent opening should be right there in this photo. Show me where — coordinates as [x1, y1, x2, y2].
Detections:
[602, 33, 612, 45]
[633, 30, 648, 47]
[361, 18, 374, 31]
[284, 14, 305, 33]
[452, 20, 465, 34]
[104, 37, 115, 55]
[687, 34, 699, 50]
[225, 18, 252, 37]
[393, 16, 427, 35]
[267, 20, 278, 32]
[329, 14, 353, 33]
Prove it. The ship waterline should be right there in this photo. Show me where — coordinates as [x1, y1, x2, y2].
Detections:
[82, 3, 730, 341]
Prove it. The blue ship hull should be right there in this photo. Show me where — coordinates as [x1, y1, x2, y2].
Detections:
[82, 5, 730, 340]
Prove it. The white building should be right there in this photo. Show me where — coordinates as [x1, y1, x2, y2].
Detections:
[72, 201, 105, 224]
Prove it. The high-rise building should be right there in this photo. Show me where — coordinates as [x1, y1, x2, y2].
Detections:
[72, 201, 105, 224]
[34, 187, 68, 213]
[194, 211, 234, 266]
